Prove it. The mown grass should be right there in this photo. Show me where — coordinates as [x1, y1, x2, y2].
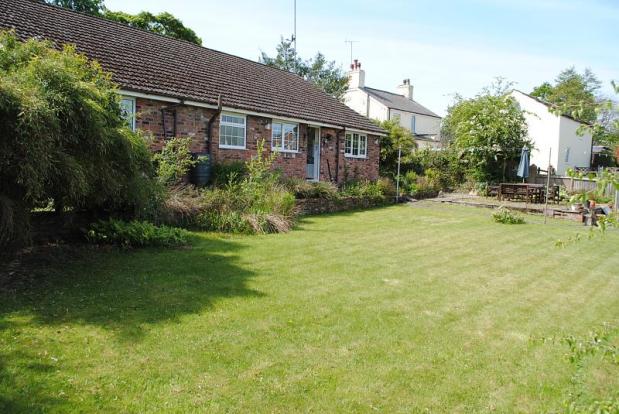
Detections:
[1, 203, 618, 413]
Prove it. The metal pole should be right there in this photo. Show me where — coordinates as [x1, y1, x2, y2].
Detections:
[293, 0, 297, 53]
[396, 145, 401, 203]
[544, 148, 552, 224]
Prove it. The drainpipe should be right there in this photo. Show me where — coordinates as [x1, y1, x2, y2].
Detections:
[206, 95, 223, 156]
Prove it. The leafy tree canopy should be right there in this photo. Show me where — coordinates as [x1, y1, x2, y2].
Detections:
[375, 119, 416, 178]
[46, 0, 202, 45]
[443, 79, 531, 182]
[48, 0, 104, 15]
[103, 11, 202, 45]
[531, 67, 601, 124]
[260, 38, 348, 101]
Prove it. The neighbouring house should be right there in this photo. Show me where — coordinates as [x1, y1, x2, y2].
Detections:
[510, 90, 592, 176]
[343, 60, 442, 149]
[1, 0, 385, 184]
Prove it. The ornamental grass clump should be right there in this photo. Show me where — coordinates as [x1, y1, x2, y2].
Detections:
[492, 206, 525, 224]
[197, 140, 296, 234]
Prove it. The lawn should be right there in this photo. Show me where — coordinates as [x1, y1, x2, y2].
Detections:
[1, 203, 618, 413]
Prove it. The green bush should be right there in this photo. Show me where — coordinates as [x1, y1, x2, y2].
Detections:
[409, 148, 464, 190]
[86, 218, 190, 247]
[411, 176, 440, 199]
[0, 31, 158, 248]
[211, 161, 247, 187]
[341, 180, 387, 200]
[153, 137, 196, 186]
[492, 207, 525, 224]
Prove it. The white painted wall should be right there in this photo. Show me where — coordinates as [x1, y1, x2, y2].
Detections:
[557, 117, 592, 174]
[511, 91, 591, 175]
[343, 88, 369, 118]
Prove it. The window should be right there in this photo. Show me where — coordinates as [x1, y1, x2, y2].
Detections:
[390, 113, 401, 122]
[120, 97, 136, 131]
[565, 147, 571, 163]
[271, 121, 299, 152]
[219, 113, 246, 149]
[345, 133, 367, 158]
[411, 115, 416, 134]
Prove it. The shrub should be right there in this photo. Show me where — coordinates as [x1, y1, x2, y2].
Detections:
[341, 180, 387, 200]
[211, 161, 247, 187]
[409, 148, 465, 190]
[411, 176, 440, 199]
[0, 32, 157, 248]
[86, 219, 190, 247]
[153, 137, 196, 186]
[492, 207, 525, 224]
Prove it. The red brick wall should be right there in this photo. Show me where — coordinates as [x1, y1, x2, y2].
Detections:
[135, 97, 380, 184]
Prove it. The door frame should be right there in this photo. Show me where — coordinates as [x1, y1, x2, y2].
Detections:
[308, 126, 321, 182]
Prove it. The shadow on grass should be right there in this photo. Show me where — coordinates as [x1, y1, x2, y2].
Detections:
[0, 236, 261, 340]
[0, 235, 262, 411]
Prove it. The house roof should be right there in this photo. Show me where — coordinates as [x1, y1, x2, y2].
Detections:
[362, 87, 441, 118]
[511, 90, 592, 126]
[0, 0, 384, 135]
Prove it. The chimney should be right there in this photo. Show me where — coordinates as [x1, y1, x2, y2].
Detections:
[347, 59, 365, 89]
[396, 78, 414, 100]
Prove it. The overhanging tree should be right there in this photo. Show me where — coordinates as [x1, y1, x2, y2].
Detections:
[0, 32, 155, 248]
[46, 0, 202, 45]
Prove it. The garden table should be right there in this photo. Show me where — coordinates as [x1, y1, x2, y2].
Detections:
[497, 183, 545, 203]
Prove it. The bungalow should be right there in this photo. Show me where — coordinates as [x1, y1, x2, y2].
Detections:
[343, 60, 442, 149]
[510, 90, 592, 175]
[0, 0, 385, 184]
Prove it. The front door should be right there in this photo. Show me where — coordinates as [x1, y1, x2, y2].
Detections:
[306, 127, 320, 181]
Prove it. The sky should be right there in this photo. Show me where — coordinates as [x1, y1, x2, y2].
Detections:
[105, 0, 619, 116]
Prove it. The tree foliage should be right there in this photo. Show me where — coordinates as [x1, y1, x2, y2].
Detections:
[0, 32, 155, 247]
[531, 67, 601, 124]
[442, 80, 531, 182]
[375, 119, 416, 178]
[46, 0, 202, 45]
[103, 11, 202, 45]
[48, 0, 104, 15]
[260, 38, 348, 100]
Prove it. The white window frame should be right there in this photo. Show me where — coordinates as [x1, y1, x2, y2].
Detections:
[120, 96, 136, 131]
[219, 112, 247, 149]
[345, 132, 368, 159]
[271, 120, 299, 153]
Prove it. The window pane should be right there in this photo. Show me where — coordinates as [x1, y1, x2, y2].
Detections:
[220, 113, 245, 147]
[272, 123, 282, 150]
[352, 133, 359, 156]
[359, 135, 367, 156]
[283, 123, 298, 151]
[120, 98, 135, 130]
[345, 134, 352, 154]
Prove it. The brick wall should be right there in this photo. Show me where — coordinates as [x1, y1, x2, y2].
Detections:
[135, 97, 380, 184]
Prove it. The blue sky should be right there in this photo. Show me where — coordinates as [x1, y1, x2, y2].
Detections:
[105, 0, 618, 116]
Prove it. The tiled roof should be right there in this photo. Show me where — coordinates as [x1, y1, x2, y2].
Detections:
[0, 0, 384, 134]
[363, 87, 441, 118]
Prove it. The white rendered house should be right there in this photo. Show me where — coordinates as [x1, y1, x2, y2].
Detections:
[343, 60, 442, 149]
[510, 90, 592, 175]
